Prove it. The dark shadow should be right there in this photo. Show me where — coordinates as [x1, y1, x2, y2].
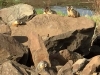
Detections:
[18, 47, 34, 67]
[26, 48, 34, 67]
[45, 30, 78, 53]
[13, 36, 28, 43]
[19, 22, 26, 25]
[93, 36, 100, 47]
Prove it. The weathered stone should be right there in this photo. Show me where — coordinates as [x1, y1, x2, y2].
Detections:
[50, 49, 83, 65]
[72, 58, 87, 73]
[55, 66, 63, 72]
[28, 32, 51, 68]
[57, 60, 73, 75]
[92, 73, 98, 75]
[0, 24, 11, 35]
[0, 33, 28, 64]
[0, 61, 22, 75]
[0, 60, 37, 75]
[0, 3, 36, 26]
[81, 55, 100, 75]
[11, 14, 95, 56]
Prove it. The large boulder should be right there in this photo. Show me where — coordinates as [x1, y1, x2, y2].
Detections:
[0, 3, 36, 26]
[11, 14, 95, 56]
[0, 33, 28, 64]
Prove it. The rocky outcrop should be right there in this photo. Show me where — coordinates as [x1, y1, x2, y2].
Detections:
[11, 14, 95, 56]
[0, 4, 99, 75]
[0, 3, 36, 26]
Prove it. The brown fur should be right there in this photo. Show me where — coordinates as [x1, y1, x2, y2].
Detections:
[35, 61, 48, 73]
[67, 6, 80, 18]
[43, 6, 57, 14]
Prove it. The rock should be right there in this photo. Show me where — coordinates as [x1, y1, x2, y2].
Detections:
[0, 60, 37, 75]
[0, 61, 22, 75]
[11, 14, 95, 56]
[0, 3, 36, 26]
[92, 73, 98, 75]
[55, 66, 63, 72]
[72, 58, 87, 74]
[28, 32, 51, 68]
[57, 60, 73, 75]
[81, 55, 100, 75]
[0, 33, 28, 64]
[50, 49, 83, 65]
[0, 24, 11, 35]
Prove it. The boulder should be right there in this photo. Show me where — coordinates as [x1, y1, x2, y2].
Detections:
[0, 3, 36, 26]
[57, 60, 73, 75]
[11, 14, 95, 56]
[81, 55, 100, 75]
[0, 33, 28, 64]
[72, 58, 87, 74]
[50, 49, 83, 65]
[28, 32, 51, 67]
[0, 60, 37, 75]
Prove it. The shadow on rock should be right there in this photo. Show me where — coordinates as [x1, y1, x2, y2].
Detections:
[13, 36, 28, 43]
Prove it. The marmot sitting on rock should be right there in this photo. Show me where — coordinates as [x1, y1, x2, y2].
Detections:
[35, 61, 49, 73]
[67, 6, 80, 18]
[43, 6, 57, 14]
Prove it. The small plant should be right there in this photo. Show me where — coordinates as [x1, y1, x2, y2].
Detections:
[57, 11, 66, 16]
[36, 8, 43, 14]
[85, 15, 100, 25]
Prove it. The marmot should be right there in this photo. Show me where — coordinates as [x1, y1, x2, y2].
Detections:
[43, 6, 57, 14]
[67, 6, 80, 18]
[35, 61, 49, 73]
[11, 10, 37, 27]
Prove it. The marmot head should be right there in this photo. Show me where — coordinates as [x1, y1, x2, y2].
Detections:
[44, 6, 50, 13]
[36, 60, 49, 73]
[67, 6, 74, 11]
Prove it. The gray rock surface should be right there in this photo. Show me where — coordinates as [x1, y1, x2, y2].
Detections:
[0, 3, 36, 25]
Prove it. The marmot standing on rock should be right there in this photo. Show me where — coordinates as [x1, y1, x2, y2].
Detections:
[67, 6, 80, 18]
[43, 6, 57, 14]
